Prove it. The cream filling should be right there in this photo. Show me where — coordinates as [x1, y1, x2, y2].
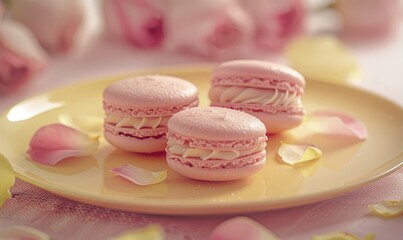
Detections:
[105, 115, 170, 129]
[167, 140, 267, 161]
[212, 86, 301, 107]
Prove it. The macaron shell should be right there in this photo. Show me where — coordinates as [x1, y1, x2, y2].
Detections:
[168, 107, 266, 141]
[104, 131, 166, 153]
[250, 111, 304, 133]
[103, 75, 199, 109]
[167, 153, 266, 181]
[212, 60, 305, 87]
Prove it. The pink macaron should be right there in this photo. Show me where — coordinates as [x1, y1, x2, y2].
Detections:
[209, 60, 306, 133]
[103, 75, 199, 153]
[166, 106, 267, 181]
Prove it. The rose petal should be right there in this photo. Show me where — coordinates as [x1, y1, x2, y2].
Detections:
[307, 110, 368, 140]
[0, 154, 15, 208]
[109, 224, 165, 240]
[368, 200, 403, 218]
[111, 164, 167, 186]
[210, 217, 280, 240]
[0, 225, 51, 240]
[58, 114, 103, 137]
[278, 142, 322, 166]
[27, 123, 99, 166]
[286, 36, 360, 83]
[312, 232, 374, 240]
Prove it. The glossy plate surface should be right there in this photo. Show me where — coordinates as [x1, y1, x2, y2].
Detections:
[1, 67, 402, 215]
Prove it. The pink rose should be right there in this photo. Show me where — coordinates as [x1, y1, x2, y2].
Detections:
[8, 0, 84, 53]
[0, 20, 47, 94]
[163, 0, 254, 59]
[242, 0, 306, 51]
[103, 0, 165, 48]
[335, 0, 402, 40]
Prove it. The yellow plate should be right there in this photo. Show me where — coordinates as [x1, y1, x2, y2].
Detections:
[1, 66, 402, 215]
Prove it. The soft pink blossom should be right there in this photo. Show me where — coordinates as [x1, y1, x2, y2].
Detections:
[104, 0, 165, 48]
[8, 0, 84, 53]
[27, 124, 99, 166]
[242, 0, 305, 51]
[0, 20, 47, 94]
[164, 0, 254, 59]
[335, 0, 402, 40]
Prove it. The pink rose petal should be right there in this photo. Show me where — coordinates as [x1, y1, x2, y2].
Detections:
[210, 217, 280, 240]
[278, 142, 322, 166]
[308, 110, 368, 140]
[111, 164, 167, 186]
[27, 123, 99, 166]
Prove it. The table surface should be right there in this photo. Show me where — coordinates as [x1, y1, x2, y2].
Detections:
[0, 20, 402, 240]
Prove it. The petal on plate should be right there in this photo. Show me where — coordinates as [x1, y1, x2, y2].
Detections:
[58, 114, 103, 137]
[27, 123, 99, 166]
[109, 224, 165, 240]
[307, 110, 368, 140]
[368, 200, 403, 218]
[0, 154, 15, 208]
[278, 143, 322, 166]
[210, 217, 280, 240]
[0, 225, 51, 240]
[111, 164, 167, 186]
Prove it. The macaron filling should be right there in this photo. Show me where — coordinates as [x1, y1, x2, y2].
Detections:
[167, 140, 267, 161]
[105, 115, 170, 129]
[210, 86, 302, 107]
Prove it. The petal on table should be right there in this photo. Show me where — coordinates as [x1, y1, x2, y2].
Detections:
[58, 114, 103, 137]
[109, 224, 165, 240]
[210, 217, 280, 240]
[312, 232, 359, 240]
[0, 154, 15, 208]
[0, 225, 51, 240]
[111, 164, 167, 186]
[27, 123, 99, 166]
[307, 110, 368, 140]
[278, 143, 322, 166]
[368, 200, 403, 218]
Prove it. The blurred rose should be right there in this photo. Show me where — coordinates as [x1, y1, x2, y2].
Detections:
[104, 0, 165, 48]
[335, 0, 402, 40]
[241, 0, 305, 51]
[8, 0, 84, 54]
[164, 0, 254, 59]
[0, 20, 47, 94]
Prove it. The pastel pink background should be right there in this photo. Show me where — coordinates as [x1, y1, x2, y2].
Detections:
[0, 2, 402, 239]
